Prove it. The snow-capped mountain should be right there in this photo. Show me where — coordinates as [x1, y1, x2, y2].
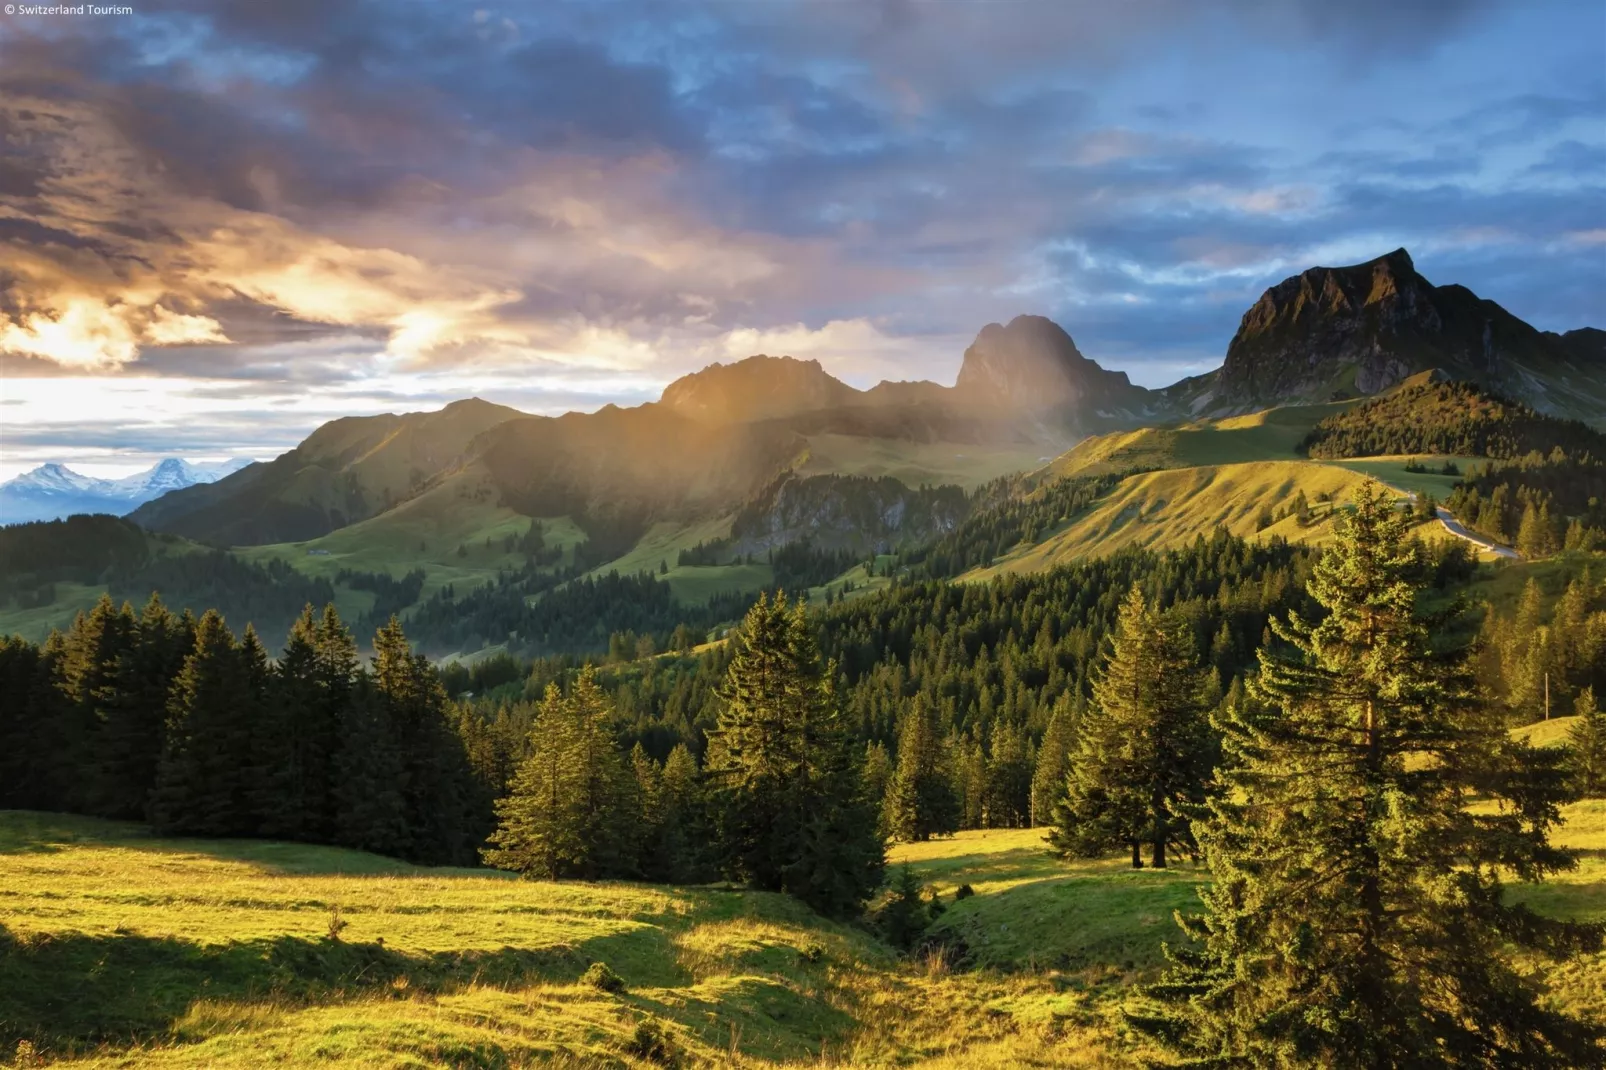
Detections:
[0, 458, 255, 525]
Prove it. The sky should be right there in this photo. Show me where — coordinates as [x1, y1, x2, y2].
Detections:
[0, 0, 1602, 481]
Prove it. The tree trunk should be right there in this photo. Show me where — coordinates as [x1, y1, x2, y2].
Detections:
[1130, 841, 1144, 869]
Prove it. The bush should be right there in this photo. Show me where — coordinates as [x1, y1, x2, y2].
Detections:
[955, 883, 975, 901]
[798, 943, 826, 964]
[875, 865, 935, 950]
[622, 1018, 680, 1066]
[581, 961, 626, 994]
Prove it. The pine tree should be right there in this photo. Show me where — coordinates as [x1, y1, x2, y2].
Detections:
[483, 669, 632, 878]
[1050, 586, 1208, 868]
[1134, 481, 1604, 1067]
[1517, 499, 1551, 558]
[483, 683, 581, 877]
[257, 605, 355, 841]
[863, 740, 893, 830]
[95, 594, 191, 819]
[658, 742, 711, 882]
[372, 616, 475, 865]
[885, 695, 959, 842]
[1568, 687, 1606, 797]
[1029, 693, 1076, 827]
[982, 719, 1032, 828]
[151, 611, 260, 835]
[708, 592, 883, 915]
[332, 675, 410, 856]
[58, 595, 136, 814]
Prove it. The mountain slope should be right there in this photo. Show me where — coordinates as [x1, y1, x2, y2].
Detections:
[0, 458, 250, 525]
[1190, 248, 1606, 423]
[128, 398, 525, 544]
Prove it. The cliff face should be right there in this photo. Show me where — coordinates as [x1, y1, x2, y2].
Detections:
[1214, 248, 1592, 412]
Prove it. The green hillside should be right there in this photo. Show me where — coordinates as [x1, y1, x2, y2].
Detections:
[0, 812, 1134, 1068]
[964, 460, 1415, 580]
[7, 801, 1600, 1067]
[235, 470, 589, 604]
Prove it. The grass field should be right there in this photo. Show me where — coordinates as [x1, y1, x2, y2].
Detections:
[1040, 401, 1351, 480]
[797, 435, 1045, 492]
[235, 472, 588, 606]
[967, 460, 1379, 580]
[5, 797, 1602, 1068]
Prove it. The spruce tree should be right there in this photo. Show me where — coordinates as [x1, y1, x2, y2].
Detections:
[96, 594, 191, 819]
[483, 683, 582, 877]
[372, 616, 476, 865]
[1029, 693, 1076, 827]
[1134, 481, 1604, 1067]
[982, 719, 1032, 828]
[708, 592, 883, 915]
[1050, 586, 1208, 868]
[1568, 687, 1606, 797]
[658, 742, 711, 882]
[885, 695, 959, 842]
[151, 611, 259, 835]
[58, 595, 136, 814]
[331, 674, 410, 856]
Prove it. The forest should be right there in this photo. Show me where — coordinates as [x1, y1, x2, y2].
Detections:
[4, 482, 1604, 1064]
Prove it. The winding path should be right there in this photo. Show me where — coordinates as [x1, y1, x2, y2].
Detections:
[1432, 506, 1519, 560]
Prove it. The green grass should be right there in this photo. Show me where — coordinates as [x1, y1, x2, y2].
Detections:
[235, 470, 588, 606]
[967, 460, 1390, 580]
[1325, 456, 1477, 497]
[798, 435, 1044, 492]
[0, 583, 117, 644]
[0, 813, 1120, 1068]
[1042, 401, 1351, 480]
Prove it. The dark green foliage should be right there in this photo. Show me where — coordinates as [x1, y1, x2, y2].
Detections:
[1568, 687, 1606, 797]
[150, 611, 261, 835]
[481, 669, 636, 879]
[1049, 586, 1209, 869]
[95, 596, 194, 820]
[1029, 693, 1076, 826]
[1300, 378, 1606, 461]
[622, 1018, 681, 1066]
[1446, 451, 1606, 549]
[581, 961, 626, 994]
[1134, 482, 1605, 1067]
[884, 695, 960, 842]
[875, 865, 936, 950]
[707, 592, 885, 917]
[912, 473, 1127, 578]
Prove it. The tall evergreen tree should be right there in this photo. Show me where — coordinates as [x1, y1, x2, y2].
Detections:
[95, 594, 192, 819]
[332, 675, 410, 857]
[1568, 687, 1606, 797]
[483, 683, 583, 877]
[150, 611, 260, 835]
[58, 595, 136, 813]
[372, 616, 476, 865]
[708, 592, 883, 916]
[1050, 586, 1208, 868]
[885, 694, 959, 842]
[1029, 693, 1076, 827]
[1134, 481, 1604, 1067]
[982, 719, 1032, 828]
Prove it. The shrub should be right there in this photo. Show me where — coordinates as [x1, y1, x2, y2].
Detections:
[955, 884, 975, 901]
[622, 1019, 680, 1066]
[581, 961, 626, 994]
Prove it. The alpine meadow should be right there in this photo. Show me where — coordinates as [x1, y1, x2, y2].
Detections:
[3, 4, 1605, 1069]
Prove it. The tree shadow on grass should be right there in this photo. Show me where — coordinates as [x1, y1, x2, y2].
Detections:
[0, 922, 685, 1060]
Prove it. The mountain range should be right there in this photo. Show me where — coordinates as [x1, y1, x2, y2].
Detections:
[0, 458, 253, 525]
[123, 248, 1602, 553]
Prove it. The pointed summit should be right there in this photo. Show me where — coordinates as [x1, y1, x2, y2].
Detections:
[953, 315, 1146, 420]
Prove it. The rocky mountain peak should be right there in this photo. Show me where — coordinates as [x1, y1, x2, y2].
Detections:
[658, 354, 859, 423]
[953, 315, 1139, 416]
